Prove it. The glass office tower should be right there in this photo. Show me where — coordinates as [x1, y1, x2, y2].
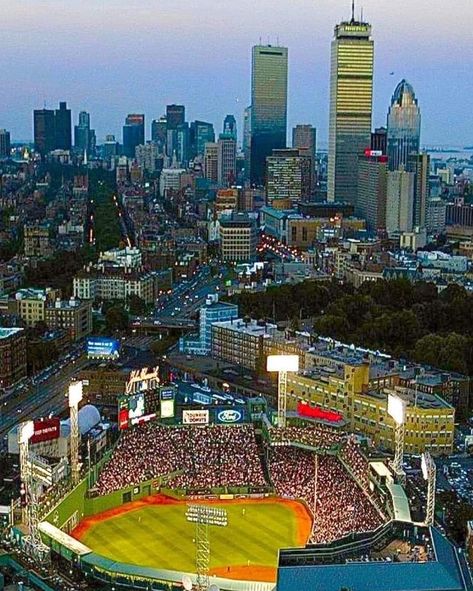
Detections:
[328, 18, 374, 204]
[387, 80, 421, 172]
[250, 45, 288, 186]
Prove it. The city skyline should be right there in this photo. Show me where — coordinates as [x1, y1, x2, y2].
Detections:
[1, 0, 472, 145]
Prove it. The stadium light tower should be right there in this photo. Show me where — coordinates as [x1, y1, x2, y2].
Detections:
[69, 381, 83, 485]
[422, 452, 436, 526]
[267, 355, 300, 429]
[18, 420, 34, 524]
[18, 420, 49, 562]
[388, 394, 407, 484]
[186, 504, 228, 591]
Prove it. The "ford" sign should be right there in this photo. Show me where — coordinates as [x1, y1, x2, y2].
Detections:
[217, 409, 242, 424]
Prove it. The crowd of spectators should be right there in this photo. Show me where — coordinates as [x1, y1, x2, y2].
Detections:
[339, 435, 371, 490]
[269, 446, 384, 544]
[95, 420, 385, 544]
[95, 423, 266, 495]
[268, 425, 342, 450]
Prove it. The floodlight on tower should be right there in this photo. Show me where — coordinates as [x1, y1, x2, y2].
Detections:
[421, 452, 436, 526]
[266, 355, 300, 429]
[69, 381, 83, 484]
[388, 394, 407, 483]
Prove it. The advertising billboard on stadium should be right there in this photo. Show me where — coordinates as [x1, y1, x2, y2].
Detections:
[160, 388, 175, 401]
[87, 337, 120, 360]
[215, 408, 244, 424]
[160, 400, 175, 419]
[297, 403, 343, 424]
[118, 397, 129, 430]
[182, 410, 209, 425]
[128, 393, 145, 421]
[31, 418, 61, 444]
[160, 387, 175, 419]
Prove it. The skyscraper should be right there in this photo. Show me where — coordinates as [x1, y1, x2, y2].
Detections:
[123, 114, 145, 158]
[166, 105, 185, 159]
[250, 45, 288, 186]
[223, 115, 237, 140]
[151, 116, 167, 152]
[0, 129, 11, 159]
[292, 124, 317, 193]
[54, 101, 72, 150]
[166, 105, 185, 130]
[191, 121, 215, 158]
[371, 127, 387, 155]
[74, 111, 96, 155]
[386, 168, 415, 234]
[387, 80, 421, 171]
[328, 10, 374, 204]
[204, 143, 219, 182]
[407, 152, 430, 228]
[357, 150, 388, 231]
[217, 134, 237, 186]
[33, 108, 55, 154]
[243, 106, 252, 181]
[176, 122, 190, 166]
[266, 148, 312, 205]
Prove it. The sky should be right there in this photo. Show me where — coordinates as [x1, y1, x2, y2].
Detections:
[1, 0, 473, 146]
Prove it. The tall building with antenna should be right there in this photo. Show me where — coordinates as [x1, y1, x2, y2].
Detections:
[327, 1, 374, 204]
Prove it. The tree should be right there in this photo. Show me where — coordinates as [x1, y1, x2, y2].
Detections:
[413, 333, 471, 375]
[105, 305, 129, 332]
[127, 295, 147, 316]
[27, 340, 59, 374]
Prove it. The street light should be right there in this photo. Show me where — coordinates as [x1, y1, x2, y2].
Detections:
[388, 393, 407, 483]
[267, 355, 299, 429]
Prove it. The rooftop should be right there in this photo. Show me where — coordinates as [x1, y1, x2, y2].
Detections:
[212, 318, 277, 338]
[278, 526, 472, 591]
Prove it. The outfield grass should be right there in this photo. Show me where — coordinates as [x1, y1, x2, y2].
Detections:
[77, 501, 304, 574]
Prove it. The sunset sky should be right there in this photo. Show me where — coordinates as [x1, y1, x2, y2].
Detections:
[1, 0, 472, 145]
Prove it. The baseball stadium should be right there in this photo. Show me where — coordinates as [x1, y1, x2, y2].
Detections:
[26, 408, 413, 591]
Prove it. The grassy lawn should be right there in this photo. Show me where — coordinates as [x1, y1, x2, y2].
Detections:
[78, 501, 302, 573]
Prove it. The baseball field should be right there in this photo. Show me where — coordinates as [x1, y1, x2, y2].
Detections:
[72, 495, 311, 582]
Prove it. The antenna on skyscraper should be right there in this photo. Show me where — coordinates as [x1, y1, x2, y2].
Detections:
[361, 6, 364, 22]
[351, 0, 355, 22]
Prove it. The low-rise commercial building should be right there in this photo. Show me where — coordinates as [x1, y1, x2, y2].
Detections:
[0, 327, 27, 387]
[45, 298, 93, 342]
[180, 295, 239, 355]
[260, 206, 365, 248]
[282, 340, 455, 456]
[24, 224, 52, 258]
[15, 287, 60, 327]
[73, 264, 156, 304]
[212, 318, 277, 371]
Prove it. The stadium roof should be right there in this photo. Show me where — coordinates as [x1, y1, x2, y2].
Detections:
[277, 528, 473, 591]
[82, 553, 275, 591]
[386, 482, 412, 522]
